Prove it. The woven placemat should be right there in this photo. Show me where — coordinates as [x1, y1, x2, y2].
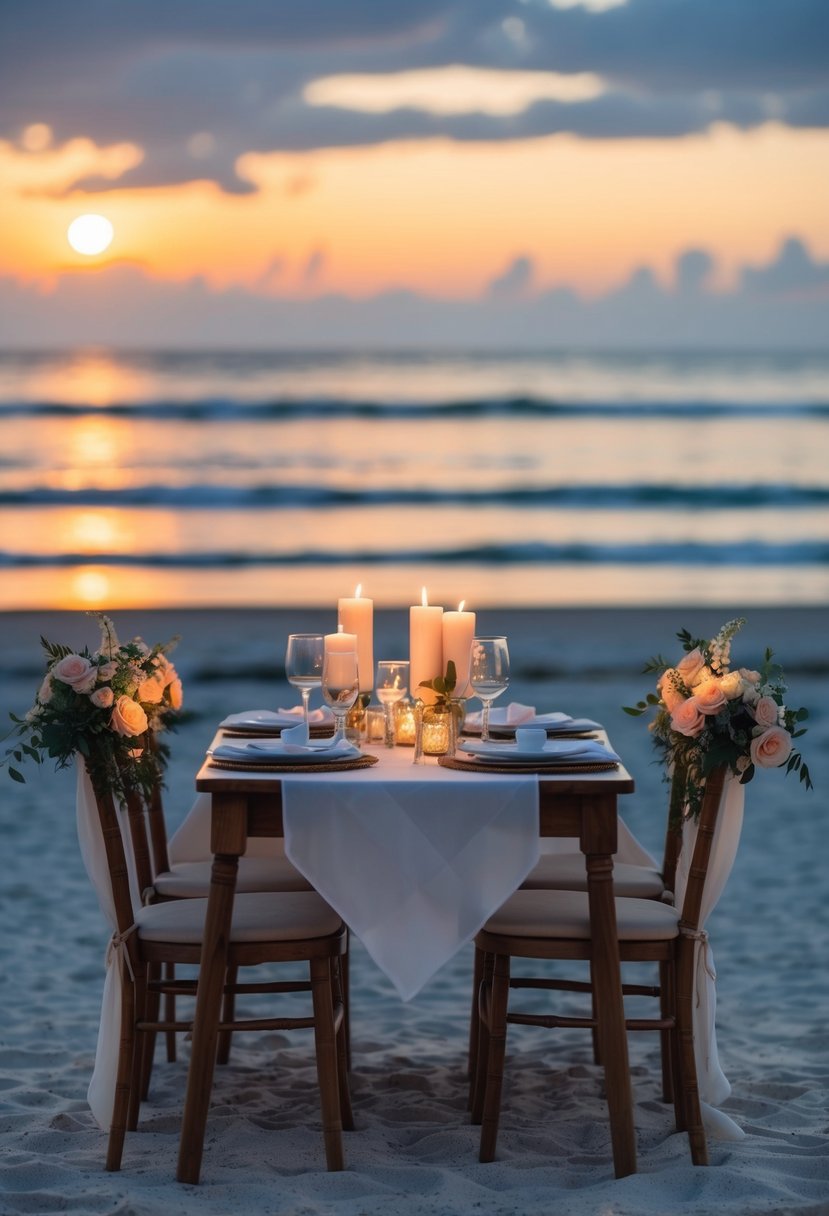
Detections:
[208, 753, 378, 773]
[438, 755, 618, 775]
[221, 725, 334, 739]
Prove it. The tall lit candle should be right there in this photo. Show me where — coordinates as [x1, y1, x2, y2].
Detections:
[442, 600, 476, 698]
[324, 624, 359, 687]
[409, 586, 443, 705]
[338, 584, 374, 692]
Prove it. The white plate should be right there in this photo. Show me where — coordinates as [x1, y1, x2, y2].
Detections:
[219, 708, 334, 731]
[211, 739, 359, 766]
[463, 713, 601, 737]
[458, 737, 619, 764]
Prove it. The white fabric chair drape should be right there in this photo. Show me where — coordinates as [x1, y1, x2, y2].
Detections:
[74, 759, 142, 1130]
[674, 770, 746, 1141]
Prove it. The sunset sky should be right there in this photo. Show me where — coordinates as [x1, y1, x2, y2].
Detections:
[1, 0, 828, 347]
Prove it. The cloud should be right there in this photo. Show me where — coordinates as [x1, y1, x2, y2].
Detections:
[740, 236, 829, 294]
[2, 237, 826, 350]
[488, 255, 535, 298]
[0, 1, 826, 193]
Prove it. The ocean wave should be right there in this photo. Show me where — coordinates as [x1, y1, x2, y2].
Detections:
[1, 483, 827, 509]
[2, 541, 827, 568]
[1, 397, 828, 422]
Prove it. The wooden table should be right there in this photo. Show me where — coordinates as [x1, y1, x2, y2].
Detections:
[177, 741, 637, 1183]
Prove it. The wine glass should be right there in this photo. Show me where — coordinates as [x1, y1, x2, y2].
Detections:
[322, 650, 360, 745]
[375, 660, 409, 748]
[284, 634, 324, 737]
[469, 636, 510, 743]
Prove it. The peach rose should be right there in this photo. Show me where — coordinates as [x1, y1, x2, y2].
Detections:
[750, 725, 792, 769]
[110, 695, 149, 737]
[90, 686, 114, 708]
[52, 653, 97, 693]
[38, 675, 53, 704]
[670, 697, 706, 738]
[694, 679, 727, 716]
[658, 668, 686, 712]
[753, 695, 780, 728]
[153, 653, 176, 686]
[676, 648, 705, 686]
[168, 677, 183, 710]
[97, 660, 117, 682]
[740, 668, 761, 684]
[136, 674, 165, 704]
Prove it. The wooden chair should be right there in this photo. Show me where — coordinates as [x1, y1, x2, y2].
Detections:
[467, 766, 686, 1097]
[471, 766, 727, 1171]
[90, 756, 353, 1174]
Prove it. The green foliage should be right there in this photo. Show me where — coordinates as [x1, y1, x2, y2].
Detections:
[417, 660, 458, 703]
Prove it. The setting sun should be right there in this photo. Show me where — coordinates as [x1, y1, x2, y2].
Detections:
[67, 213, 114, 256]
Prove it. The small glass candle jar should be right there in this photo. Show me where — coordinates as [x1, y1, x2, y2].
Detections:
[413, 701, 456, 761]
[364, 704, 386, 744]
[393, 697, 417, 746]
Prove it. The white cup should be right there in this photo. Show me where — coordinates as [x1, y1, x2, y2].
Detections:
[515, 726, 547, 752]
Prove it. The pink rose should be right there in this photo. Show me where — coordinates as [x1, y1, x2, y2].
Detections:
[110, 695, 149, 737]
[676, 647, 705, 686]
[38, 675, 53, 703]
[136, 674, 165, 704]
[753, 696, 780, 728]
[670, 697, 706, 738]
[740, 668, 761, 684]
[90, 686, 114, 708]
[168, 677, 183, 710]
[750, 725, 792, 769]
[52, 654, 97, 693]
[694, 679, 727, 716]
[719, 671, 744, 701]
[97, 661, 117, 682]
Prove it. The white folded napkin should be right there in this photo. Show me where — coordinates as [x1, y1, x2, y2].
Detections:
[460, 737, 620, 764]
[464, 702, 536, 728]
[219, 707, 335, 729]
[212, 736, 360, 764]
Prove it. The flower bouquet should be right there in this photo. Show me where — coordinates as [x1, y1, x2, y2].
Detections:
[624, 617, 811, 820]
[3, 613, 182, 804]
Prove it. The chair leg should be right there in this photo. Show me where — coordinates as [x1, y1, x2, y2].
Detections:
[659, 959, 675, 1106]
[467, 945, 485, 1086]
[676, 945, 708, 1164]
[106, 961, 136, 1171]
[140, 961, 160, 1100]
[216, 964, 238, 1066]
[341, 933, 352, 1071]
[310, 956, 345, 1171]
[164, 961, 177, 1062]
[470, 950, 494, 1124]
[479, 952, 510, 1163]
[127, 963, 149, 1131]
[590, 958, 603, 1065]
[333, 958, 354, 1132]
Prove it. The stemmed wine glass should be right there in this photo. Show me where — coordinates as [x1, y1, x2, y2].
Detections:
[322, 650, 360, 745]
[284, 634, 324, 738]
[375, 660, 409, 748]
[469, 636, 510, 743]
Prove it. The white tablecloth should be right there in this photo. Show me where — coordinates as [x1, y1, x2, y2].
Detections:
[281, 747, 540, 1000]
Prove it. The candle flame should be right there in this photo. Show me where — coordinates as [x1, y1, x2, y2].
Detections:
[355, 583, 362, 598]
[458, 600, 465, 612]
[421, 586, 428, 606]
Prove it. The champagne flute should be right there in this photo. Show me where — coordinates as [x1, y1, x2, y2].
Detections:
[469, 636, 510, 743]
[284, 634, 324, 737]
[375, 660, 409, 748]
[322, 650, 360, 745]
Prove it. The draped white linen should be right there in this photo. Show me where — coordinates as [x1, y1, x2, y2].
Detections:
[74, 759, 142, 1131]
[674, 770, 746, 1141]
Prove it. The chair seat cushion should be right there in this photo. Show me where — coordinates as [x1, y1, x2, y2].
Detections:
[136, 890, 342, 944]
[521, 852, 665, 899]
[152, 856, 312, 898]
[482, 889, 681, 941]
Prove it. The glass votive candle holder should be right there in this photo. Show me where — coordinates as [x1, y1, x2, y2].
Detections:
[393, 697, 417, 746]
[364, 704, 386, 744]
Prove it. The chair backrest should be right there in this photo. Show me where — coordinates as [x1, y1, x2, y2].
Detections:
[675, 764, 728, 934]
[86, 757, 140, 940]
[660, 762, 691, 896]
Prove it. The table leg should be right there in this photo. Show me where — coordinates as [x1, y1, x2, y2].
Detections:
[586, 849, 637, 1178]
[176, 849, 239, 1184]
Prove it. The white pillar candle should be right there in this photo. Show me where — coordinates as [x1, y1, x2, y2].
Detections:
[409, 587, 443, 705]
[324, 626, 359, 687]
[338, 584, 374, 692]
[442, 600, 476, 698]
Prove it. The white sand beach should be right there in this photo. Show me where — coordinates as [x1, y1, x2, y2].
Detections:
[1, 607, 827, 1215]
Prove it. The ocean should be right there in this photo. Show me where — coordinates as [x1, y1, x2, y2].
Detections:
[1, 347, 827, 611]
